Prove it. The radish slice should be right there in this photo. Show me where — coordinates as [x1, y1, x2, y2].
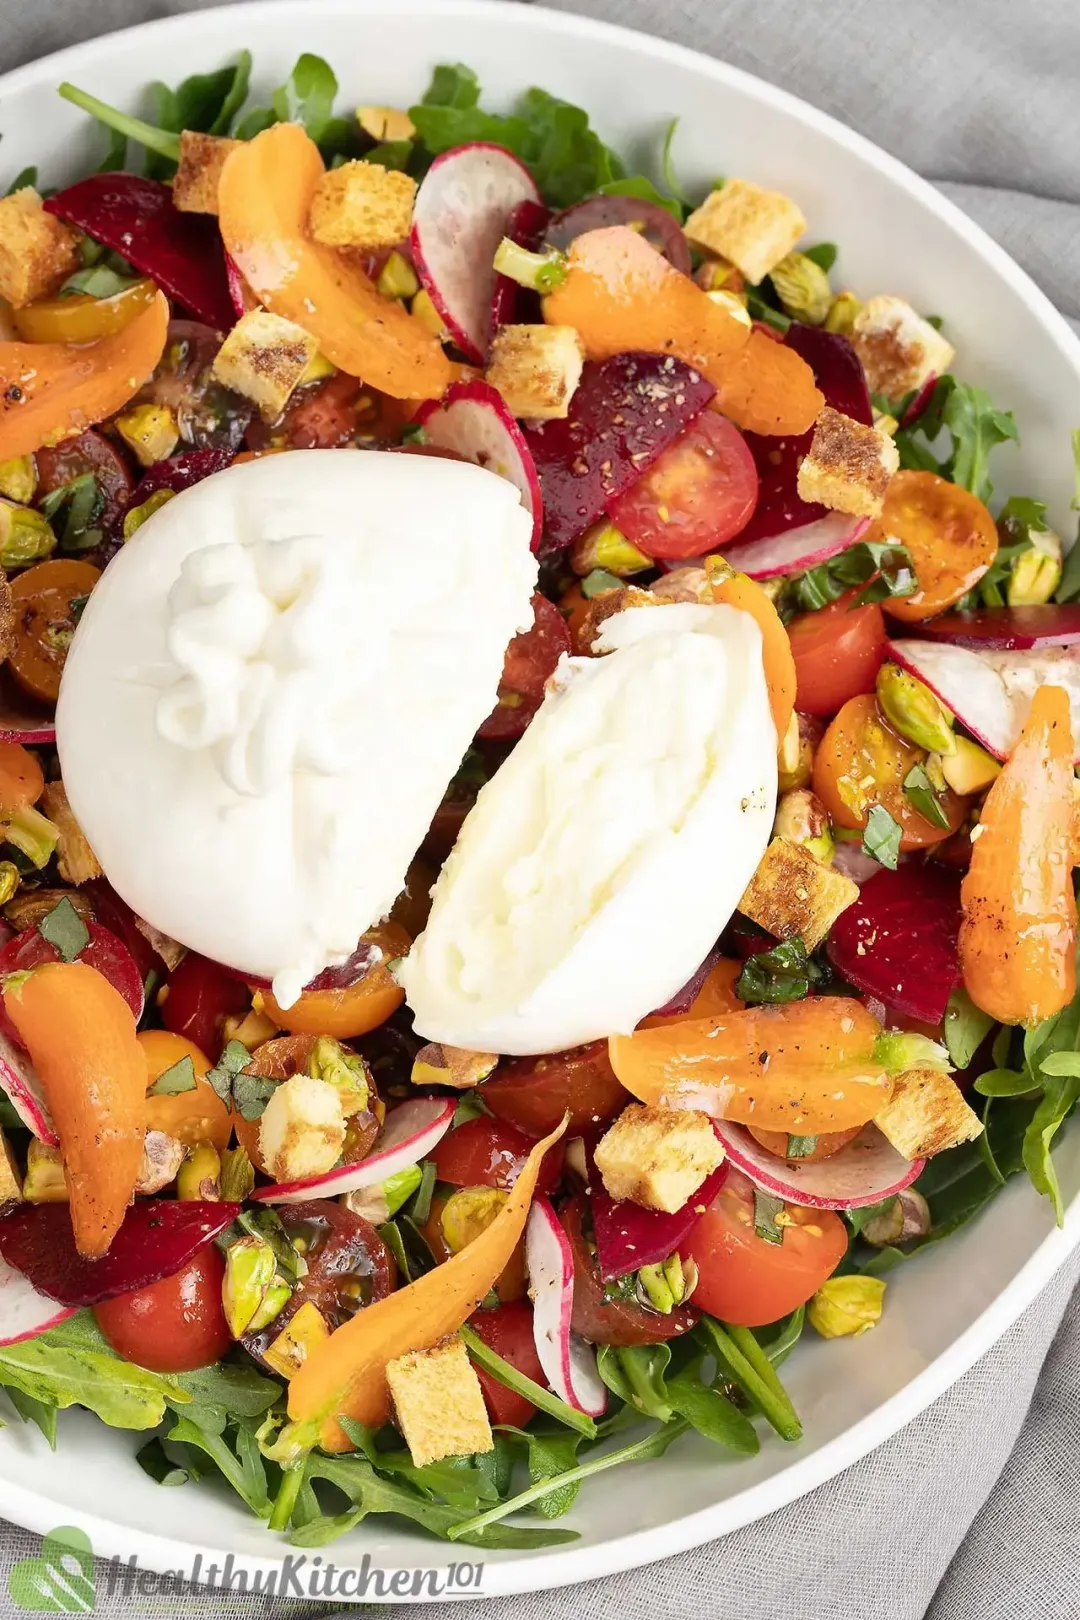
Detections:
[713, 1121, 924, 1209]
[410, 143, 541, 364]
[0, 1254, 75, 1347]
[723, 513, 871, 580]
[889, 638, 1080, 762]
[250, 1096, 455, 1205]
[525, 1195, 607, 1416]
[0, 1030, 56, 1144]
[0, 675, 55, 746]
[416, 380, 543, 548]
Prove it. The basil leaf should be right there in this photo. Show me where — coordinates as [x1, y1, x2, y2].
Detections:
[753, 1188, 784, 1245]
[786, 1134, 818, 1159]
[37, 896, 90, 963]
[902, 764, 952, 830]
[736, 935, 816, 1004]
[147, 1055, 197, 1097]
[943, 381, 1019, 503]
[231, 1070, 276, 1122]
[943, 988, 995, 1070]
[862, 805, 902, 870]
[803, 241, 838, 272]
[205, 1039, 252, 1108]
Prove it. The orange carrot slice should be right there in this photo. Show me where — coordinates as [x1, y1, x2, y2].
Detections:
[707, 329, 824, 436]
[4, 962, 147, 1257]
[218, 124, 452, 402]
[639, 957, 744, 1029]
[287, 1118, 567, 1449]
[0, 741, 44, 811]
[959, 684, 1077, 1027]
[710, 565, 797, 739]
[609, 998, 889, 1135]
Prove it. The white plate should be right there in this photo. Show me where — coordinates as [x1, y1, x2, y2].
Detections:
[1, 0, 1079, 1598]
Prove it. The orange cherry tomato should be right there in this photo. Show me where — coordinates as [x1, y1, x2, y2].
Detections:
[259, 922, 410, 1038]
[873, 470, 997, 623]
[788, 592, 887, 717]
[711, 568, 797, 740]
[959, 684, 1077, 1027]
[420, 1190, 526, 1305]
[94, 1243, 231, 1372]
[813, 693, 967, 849]
[8, 559, 101, 705]
[11, 279, 159, 345]
[137, 1029, 232, 1150]
[683, 1167, 847, 1326]
[640, 957, 744, 1028]
[0, 291, 169, 460]
[746, 1124, 862, 1162]
[481, 1040, 630, 1137]
[0, 740, 44, 811]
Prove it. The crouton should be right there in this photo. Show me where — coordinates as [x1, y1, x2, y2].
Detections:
[357, 105, 416, 143]
[874, 1068, 982, 1160]
[850, 296, 955, 401]
[411, 1042, 498, 1090]
[486, 324, 585, 421]
[0, 1128, 21, 1203]
[172, 130, 242, 215]
[797, 406, 899, 519]
[38, 781, 102, 885]
[594, 1103, 724, 1213]
[573, 584, 657, 654]
[386, 1337, 493, 1468]
[738, 836, 859, 952]
[258, 1074, 345, 1184]
[308, 161, 417, 251]
[683, 179, 806, 286]
[211, 309, 318, 421]
[0, 188, 80, 308]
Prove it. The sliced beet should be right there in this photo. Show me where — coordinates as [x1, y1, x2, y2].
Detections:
[546, 194, 692, 275]
[648, 948, 720, 1018]
[489, 198, 551, 336]
[914, 605, 1080, 651]
[44, 174, 235, 331]
[524, 352, 715, 553]
[592, 1159, 728, 1281]
[477, 592, 571, 740]
[125, 444, 237, 512]
[0, 1201, 239, 1306]
[900, 374, 938, 427]
[826, 863, 963, 1025]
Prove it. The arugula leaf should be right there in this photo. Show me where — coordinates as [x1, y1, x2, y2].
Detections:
[461, 1324, 596, 1436]
[862, 805, 902, 870]
[37, 896, 90, 963]
[698, 1318, 802, 1441]
[365, 139, 413, 172]
[5, 1387, 57, 1447]
[943, 988, 996, 1070]
[599, 175, 683, 223]
[665, 1358, 759, 1454]
[974, 1068, 1038, 1098]
[271, 53, 338, 143]
[783, 539, 915, 617]
[803, 241, 839, 272]
[170, 1356, 281, 1418]
[500, 1425, 585, 1518]
[136, 1436, 190, 1487]
[660, 118, 692, 211]
[0, 1314, 189, 1431]
[144, 52, 253, 177]
[902, 764, 952, 830]
[166, 1407, 272, 1516]
[736, 935, 817, 1003]
[422, 63, 482, 110]
[756, 1303, 806, 1367]
[1023, 1071, 1080, 1224]
[147, 1054, 197, 1097]
[5, 165, 38, 195]
[944, 382, 1019, 502]
[596, 1343, 673, 1421]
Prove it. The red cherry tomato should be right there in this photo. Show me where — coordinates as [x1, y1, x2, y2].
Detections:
[561, 1195, 698, 1346]
[482, 1041, 629, 1138]
[682, 1167, 847, 1327]
[607, 412, 758, 561]
[477, 593, 571, 741]
[432, 1116, 565, 1196]
[467, 1300, 546, 1426]
[162, 950, 250, 1062]
[0, 921, 143, 1047]
[35, 429, 135, 542]
[94, 1243, 231, 1372]
[81, 879, 163, 983]
[787, 591, 887, 718]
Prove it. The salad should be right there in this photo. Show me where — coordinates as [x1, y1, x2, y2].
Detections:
[0, 50, 1075, 1554]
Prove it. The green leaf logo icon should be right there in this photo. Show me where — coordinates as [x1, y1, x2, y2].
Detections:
[9, 1526, 95, 1612]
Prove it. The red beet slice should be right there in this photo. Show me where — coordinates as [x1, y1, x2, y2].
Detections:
[914, 605, 1080, 651]
[0, 1201, 239, 1305]
[44, 174, 235, 331]
[523, 353, 715, 553]
[489, 198, 551, 336]
[546, 194, 692, 275]
[900, 374, 938, 427]
[592, 1159, 728, 1281]
[126, 444, 237, 513]
[827, 864, 963, 1024]
[648, 948, 720, 1018]
[733, 325, 873, 548]
[478, 592, 571, 740]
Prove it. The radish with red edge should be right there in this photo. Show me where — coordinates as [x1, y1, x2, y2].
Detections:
[0, 1028, 56, 1144]
[712, 1121, 924, 1210]
[489, 198, 551, 336]
[410, 143, 542, 364]
[592, 1160, 728, 1281]
[888, 638, 1080, 763]
[416, 380, 543, 549]
[827, 863, 962, 1024]
[0, 675, 56, 746]
[914, 604, 1080, 651]
[0, 1254, 76, 1346]
[525, 1195, 607, 1416]
[723, 513, 871, 580]
[250, 1096, 455, 1205]
[900, 374, 938, 427]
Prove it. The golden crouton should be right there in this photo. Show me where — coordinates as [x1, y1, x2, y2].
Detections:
[39, 781, 102, 885]
[0, 188, 81, 308]
[850, 295, 956, 401]
[797, 406, 899, 519]
[386, 1337, 494, 1468]
[683, 180, 807, 286]
[874, 1068, 983, 1160]
[357, 105, 416, 143]
[309, 161, 417, 251]
[486, 324, 585, 420]
[594, 1103, 724, 1213]
[738, 836, 859, 952]
[211, 309, 318, 421]
[172, 130, 242, 215]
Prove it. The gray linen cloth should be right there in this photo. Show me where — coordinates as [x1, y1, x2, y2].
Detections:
[0, 2, 1078, 1616]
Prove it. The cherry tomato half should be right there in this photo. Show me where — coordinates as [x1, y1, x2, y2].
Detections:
[477, 593, 571, 741]
[138, 1029, 232, 1150]
[94, 1243, 231, 1372]
[607, 412, 758, 561]
[162, 950, 250, 1062]
[468, 1301, 546, 1426]
[8, 560, 101, 705]
[0, 920, 143, 1048]
[873, 470, 997, 623]
[813, 693, 967, 850]
[787, 592, 887, 717]
[682, 1167, 847, 1326]
[36, 428, 135, 539]
[562, 1194, 698, 1346]
[258, 922, 409, 1038]
[481, 1041, 629, 1138]
[432, 1116, 565, 1196]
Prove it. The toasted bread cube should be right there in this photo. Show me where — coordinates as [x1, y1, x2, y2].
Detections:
[309, 161, 416, 251]
[386, 1337, 493, 1468]
[797, 406, 899, 519]
[211, 310, 318, 421]
[738, 836, 859, 952]
[0, 188, 80, 308]
[874, 1068, 982, 1160]
[595, 1103, 724, 1213]
[683, 180, 806, 285]
[851, 296, 955, 401]
[357, 105, 416, 143]
[39, 781, 102, 885]
[172, 130, 242, 215]
[258, 1074, 345, 1183]
[487, 324, 585, 421]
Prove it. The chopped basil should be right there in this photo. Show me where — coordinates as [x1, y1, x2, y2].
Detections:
[736, 936, 818, 1004]
[231, 1071, 276, 1123]
[862, 804, 902, 870]
[147, 1055, 197, 1097]
[37, 896, 90, 963]
[39, 473, 105, 554]
[802, 241, 838, 272]
[753, 1187, 785, 1245]
[205, 1039, 252, 1108]
[786, 1134, 818, 1159]
[580, 568, 624, 599]
[902, 764, 952, 830]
